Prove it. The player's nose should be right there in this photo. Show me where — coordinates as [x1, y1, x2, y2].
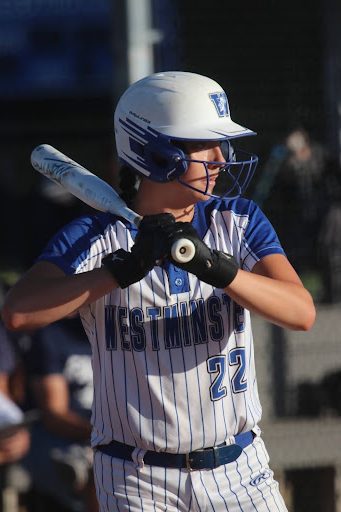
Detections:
[208, 143, 225, 169]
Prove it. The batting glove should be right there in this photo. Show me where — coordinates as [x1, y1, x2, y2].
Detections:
[134, 213, 176, 265]
[102, 213, 176, 288]
[165, 222, 239, 288]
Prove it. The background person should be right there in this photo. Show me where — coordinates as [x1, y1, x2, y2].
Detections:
[0, 322, 30, 466]
[22, 315, 97, 512]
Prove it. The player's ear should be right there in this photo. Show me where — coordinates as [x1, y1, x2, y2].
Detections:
[144, 139, 188, 181]
[127, 136, 188, 181]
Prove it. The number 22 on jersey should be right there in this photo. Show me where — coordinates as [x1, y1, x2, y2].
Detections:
[207, 347, 247, 401]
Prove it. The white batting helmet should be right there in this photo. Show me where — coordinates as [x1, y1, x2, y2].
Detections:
[114, 71, 258, 197]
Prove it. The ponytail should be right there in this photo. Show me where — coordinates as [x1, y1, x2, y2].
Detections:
[118, 165, 140, 207]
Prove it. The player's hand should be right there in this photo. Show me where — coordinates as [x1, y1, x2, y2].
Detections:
[134, 213, 176, 265]
[102, 213, 176, 288]
[164, 222, 239, 288]
[0, 429, 30, 465]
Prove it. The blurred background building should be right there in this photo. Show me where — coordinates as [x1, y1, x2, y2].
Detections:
[0, 0, 341, 511]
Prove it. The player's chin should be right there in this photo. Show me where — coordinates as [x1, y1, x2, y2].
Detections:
[198, 180, 217, 197]
[192, 189, 215, 202]
[181, 179, 217, 201]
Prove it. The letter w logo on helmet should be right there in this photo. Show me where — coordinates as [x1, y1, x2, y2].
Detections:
[209, 92, 230, 117]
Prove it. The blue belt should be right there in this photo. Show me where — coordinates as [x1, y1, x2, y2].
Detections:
[96, 431, 254, 470]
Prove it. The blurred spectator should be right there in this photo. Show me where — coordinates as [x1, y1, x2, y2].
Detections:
[255, 127, 341, 302]
[0, 392, 30, 466]
[22, 315, 97, 512]
[260, 128, 328, 273]
[0, 322, 31, 512]
[0, 323, 30, 466]
[317, 205, 341, 303]
[317, 163, 341, 303]
[0, 322, 16, 395]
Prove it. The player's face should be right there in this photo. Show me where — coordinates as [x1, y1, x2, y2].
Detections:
[178, 141, 226, 197]
[136, 141, 228, 216]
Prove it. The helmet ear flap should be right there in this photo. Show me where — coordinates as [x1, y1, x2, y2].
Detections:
[143, 139, 188, 182]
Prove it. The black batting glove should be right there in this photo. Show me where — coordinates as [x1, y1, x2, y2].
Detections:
[102, 249, 152, 288]
[134, 213, 176, 266]
[102, 213, 176, 288]
[165, 222, 239, 288]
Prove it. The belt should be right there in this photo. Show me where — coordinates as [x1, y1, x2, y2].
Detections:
[96, 431, 255, 471]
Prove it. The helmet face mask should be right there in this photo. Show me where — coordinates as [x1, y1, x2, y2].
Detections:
[176, 144, 258, 199]
[114, 71, 258, 198]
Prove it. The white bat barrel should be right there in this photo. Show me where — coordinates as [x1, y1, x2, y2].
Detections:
[31, 144, 140, 226]
[30, 144, 196, 264]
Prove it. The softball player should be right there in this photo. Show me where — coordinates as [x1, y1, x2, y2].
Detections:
[3, 72, 316, 511]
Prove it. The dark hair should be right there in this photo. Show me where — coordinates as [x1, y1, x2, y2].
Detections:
[118, 165, 139, 207]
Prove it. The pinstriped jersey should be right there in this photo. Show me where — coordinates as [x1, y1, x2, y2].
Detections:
[37, 197, 285, 453]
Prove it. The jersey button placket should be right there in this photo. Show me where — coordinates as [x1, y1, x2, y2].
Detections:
[174, 266, 183, 287]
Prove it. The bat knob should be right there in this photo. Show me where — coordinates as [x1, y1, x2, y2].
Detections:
[171, 238, 196, 263]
